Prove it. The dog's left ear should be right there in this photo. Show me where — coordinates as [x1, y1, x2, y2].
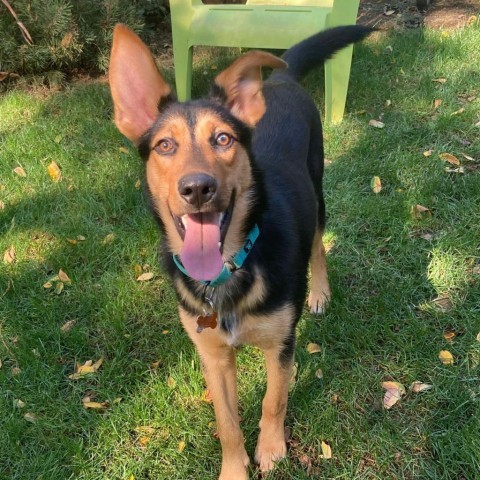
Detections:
[214, 51, 287, 127]
[109, 24, 172, 144]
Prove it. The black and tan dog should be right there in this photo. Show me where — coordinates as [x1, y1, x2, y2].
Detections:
[109, 24, 372, 479]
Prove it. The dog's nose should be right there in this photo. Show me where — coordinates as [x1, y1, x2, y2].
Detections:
[178, 173, 217, 207]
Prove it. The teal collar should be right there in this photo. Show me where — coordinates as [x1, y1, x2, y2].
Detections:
[173, 224, 260, 287]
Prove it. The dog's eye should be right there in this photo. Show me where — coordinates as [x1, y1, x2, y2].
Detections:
[214, 132, 234, 148]
[154, 138, 176, 155]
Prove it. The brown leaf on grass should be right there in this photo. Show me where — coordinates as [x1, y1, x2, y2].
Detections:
[423, 149, 433, 157]
[178, 440, 186, 453]
[60, 320, 76, 333]
[475, 120, 480, 127]
[67, 238, 77, 245]
[369, 119, 385, 129]
[47, 160, 62, 182]
[54, 282, 64, 295]
[321, 441, 332, 459]
[306, 343, 321, 354]
[77, 235, 86, 241]
[439, 350, 454, 365]
[0, 200, 5, 210]
[150, 360, 161, 370]
[201, 389, 213, 403]
[443, 331, 456, 342]
[315, 368, 324, 379]
[12, 366, 22, 375]
[83, 400, 109, 410]
[135, 179, 141, 190]
[135, 426, 155, 435]
[68, 358, 103, 379]
[439, 153, 460, 165]
[410, 381, 433, 393]
[102, 233, 115, 244]
[3, 245, 15, 264]
[167, 376, 176, 388]
[411, 204, 431, 220]
[43, 281, 53, 289]
[461, 153, 475, 162]
[434, 99, 442, 109]
[371, 176, 382, 194]
[432, 295, 452, 312]
[137, 272, 154, 282]
[450, 107, 465, 116]
[432, 78, 447, 84]
[24, 412, 36, 422]
[119, 146, 129, 154]
[13, 166, 26, 177]
[58, 269, 72, 285]
[382, 381, 406, 409]
[15, 399, 26, 408]
[476, 332, 480, 342]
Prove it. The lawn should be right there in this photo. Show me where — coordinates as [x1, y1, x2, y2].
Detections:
[1, 23, 480, 480]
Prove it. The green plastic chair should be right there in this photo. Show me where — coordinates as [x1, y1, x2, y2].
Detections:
[169, 0, 360, 123]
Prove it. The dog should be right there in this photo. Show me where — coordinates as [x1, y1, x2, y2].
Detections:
[109, 24, 372, 479]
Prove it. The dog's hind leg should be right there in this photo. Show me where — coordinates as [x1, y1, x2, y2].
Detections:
[179, 308, 249, 480]
[308, 228, 331, 315]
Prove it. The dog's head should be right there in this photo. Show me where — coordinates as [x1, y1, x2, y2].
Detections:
[109, 25, 285, 283]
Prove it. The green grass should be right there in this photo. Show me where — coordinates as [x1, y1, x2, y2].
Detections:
[1, 24, 480, 480]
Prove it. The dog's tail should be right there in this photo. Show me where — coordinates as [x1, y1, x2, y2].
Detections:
[281, 25, 374, 82]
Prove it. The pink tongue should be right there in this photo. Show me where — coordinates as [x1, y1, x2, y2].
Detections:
[180, 213, 224, 281]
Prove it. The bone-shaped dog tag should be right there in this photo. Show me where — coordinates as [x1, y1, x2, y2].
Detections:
[196, 312, 218, 333]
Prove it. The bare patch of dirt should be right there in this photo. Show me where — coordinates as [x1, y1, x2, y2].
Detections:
[358, 0, 479, 30]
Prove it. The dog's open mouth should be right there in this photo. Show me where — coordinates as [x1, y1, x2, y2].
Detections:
[172, 193, 235, 281]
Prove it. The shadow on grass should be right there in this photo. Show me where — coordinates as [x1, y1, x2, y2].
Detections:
[1, 26, 479, 480]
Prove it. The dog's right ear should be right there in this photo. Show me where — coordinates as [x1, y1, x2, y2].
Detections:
[109, 24, 172, 144]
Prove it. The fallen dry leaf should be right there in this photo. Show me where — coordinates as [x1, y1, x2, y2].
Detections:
[137, 272, 154, 282]
[384, 9, 395, 16]
[77, 235, 86, 241]
[69, 358, 103, 379]
[315, 368, 324, 379]
[439, 152, 460, 166]
[410, 381, 433, 393]
[443, 331, 456, 342]
[432, 78, 447, 84]
[43, 281, 53, 289]
[67, 238, 77, 245]
[382, 381, 406, 409]
[47, 160, 62, 182]
[135, 179, 141, 190]
[385, 99, 392, 107]
[369, 119, 385, 129]
[461, 153, 475, 161]
[58, 269, 72, 285]
[15, 399, 26, 408]
[432, 295, 452, 312]
[60, 320, 76, 333]
[12, 366, 22, 375]
[371, 176, 382, 194]
[102, 233, 115, 244]
[54, 281, 64, 295]
[167, 376, 176, 388]
[0, 200, 4, 210]
[13, 166, 27, 177]
[83, 400, 109, 409]
[289, 362, 298, 391]
[439, 350, 454, 365]
[451, 107, 465, 116]
[423, 149, 433, 157]
[321, 441, 332, 459]
[411, 204, 431, 220]
[24, 412, 36, 423]
[306, 343, 321, 354]
[3, 245, 16, 264]
[434, 99, 442, 109]
[476, 332, 480, 342]
[178, 440, 186, 453]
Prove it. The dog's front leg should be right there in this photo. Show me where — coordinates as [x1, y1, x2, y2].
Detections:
[254, 344, 294, 472]
[179, 308, 249, 480]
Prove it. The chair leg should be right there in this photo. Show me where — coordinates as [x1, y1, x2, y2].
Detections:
[324, 43, 354, 124]
[173, 45, 193, 102]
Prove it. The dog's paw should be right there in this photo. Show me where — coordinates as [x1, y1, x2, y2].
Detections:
[219, 452, 250, 480]
[307, 289, 330, 315]
[254, 436, 287, 472]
